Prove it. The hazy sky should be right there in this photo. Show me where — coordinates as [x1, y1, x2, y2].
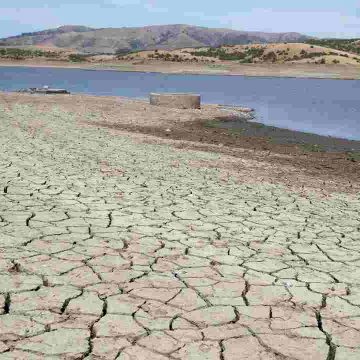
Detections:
[1, 0, 360, 38]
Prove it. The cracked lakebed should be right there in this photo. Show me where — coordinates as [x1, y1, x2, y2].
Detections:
[0, 93, 359, 359]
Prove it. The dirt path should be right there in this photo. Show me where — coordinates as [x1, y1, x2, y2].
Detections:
[0, 93, 359, 359]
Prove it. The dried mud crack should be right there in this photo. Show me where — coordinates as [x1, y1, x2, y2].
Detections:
[0, 93, 359, 359]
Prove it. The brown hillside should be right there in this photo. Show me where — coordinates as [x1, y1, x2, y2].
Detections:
[0, 24, 309, 54]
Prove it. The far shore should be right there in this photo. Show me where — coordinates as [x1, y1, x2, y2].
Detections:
[1, 59, 360, 80]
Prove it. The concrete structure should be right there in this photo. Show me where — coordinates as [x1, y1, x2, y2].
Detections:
[150, 92, 201, 109]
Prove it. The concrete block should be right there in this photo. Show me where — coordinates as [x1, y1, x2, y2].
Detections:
[149, 93, 201, 109]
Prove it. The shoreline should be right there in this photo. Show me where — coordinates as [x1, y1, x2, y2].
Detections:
[2, 89, 359, 144]
[1, 60, 360, 80]
[1, 92, 358, 194]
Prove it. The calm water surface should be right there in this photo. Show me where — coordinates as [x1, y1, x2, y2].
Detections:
[1, 66, 360, 140]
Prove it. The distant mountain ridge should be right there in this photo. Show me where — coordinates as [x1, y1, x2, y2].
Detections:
[7, 25, 95, 38]
[0, 24, 310, 54]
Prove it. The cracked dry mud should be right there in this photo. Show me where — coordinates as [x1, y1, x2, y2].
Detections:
[0, 100, 360, 360]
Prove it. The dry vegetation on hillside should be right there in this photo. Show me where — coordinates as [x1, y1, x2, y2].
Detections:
[1, 41, 359, 67]
[119, 43, 360, 65]
[0, 46, 78, 61]
[2, 41, 360, 80]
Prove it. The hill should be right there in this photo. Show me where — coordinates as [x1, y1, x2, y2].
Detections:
[0, 41, 358, 68]
[0, 24, 309, 54]
[305, 38, 360, 55]
[1, 42, 358, 68]
[120, 43, 360, 65]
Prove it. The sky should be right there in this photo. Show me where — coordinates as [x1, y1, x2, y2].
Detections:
[1, 0, 360, 39]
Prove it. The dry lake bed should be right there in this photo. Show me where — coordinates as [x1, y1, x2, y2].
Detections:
[0, 93, 359, 359]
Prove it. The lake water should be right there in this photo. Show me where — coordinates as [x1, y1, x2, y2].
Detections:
[1, 66, 360, 140]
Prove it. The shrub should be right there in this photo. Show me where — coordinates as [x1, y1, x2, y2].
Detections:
[115, 48, 132, 57]
[0, 47, 59, 59]
[68, 54, 88, 62]
[305, 38, 360, 55]
[189, 46, 264, 62]
[219, 52, 246, 60]
[239, 58, 253, 63]
[263, 51, 277, 62]
[347, 152, 360, 162]
[302, 143, 325, 152]
[247, 47, 265, 57]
